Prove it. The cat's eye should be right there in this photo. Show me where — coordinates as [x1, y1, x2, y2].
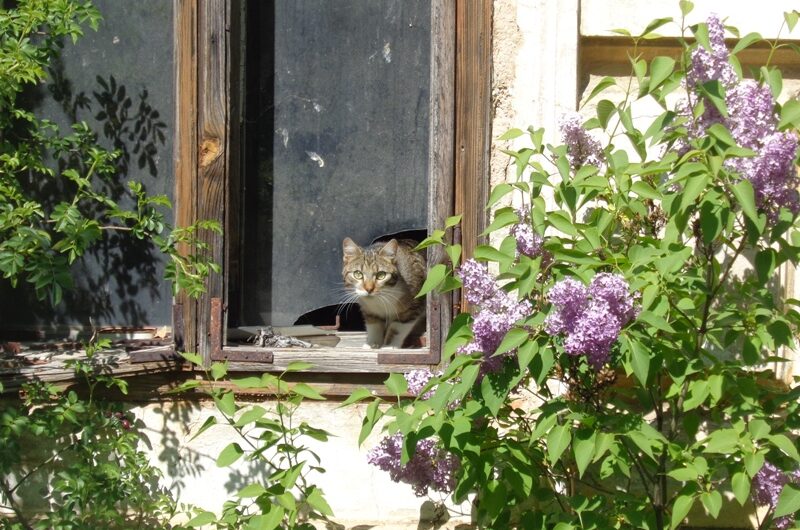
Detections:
[352, 271, 363, 279]
[375, 272, 387, 280]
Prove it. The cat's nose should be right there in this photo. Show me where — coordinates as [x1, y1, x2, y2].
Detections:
[364, 281, 375, 293]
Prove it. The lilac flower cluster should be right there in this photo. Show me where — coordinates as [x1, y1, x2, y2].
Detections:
[404, 369, 440, 400]
[681, 14, 800, 220]
[685, 14, 738, 91]
[510, 209, 544, 258]
[455, 259, 533, 374]
[367, 433, 460, 497]
[560, 112, 605, 170]
[545, 273, 637, 368]
[752, 461, 800, 529]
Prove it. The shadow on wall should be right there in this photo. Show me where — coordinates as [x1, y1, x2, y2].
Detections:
[1, 49, 170, 331]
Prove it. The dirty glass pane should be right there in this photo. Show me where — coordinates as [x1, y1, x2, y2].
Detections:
[237, 1, 431, 327]
[0, 0, 175, 333]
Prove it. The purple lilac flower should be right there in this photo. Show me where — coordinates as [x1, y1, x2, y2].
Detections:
[589, 273, 639, 324]
[752, 462, 800, 530]
[726, 81, 777, 149]
[544, 277, 589, 335]
[545, 273, 637, 367]
[679, 15, 800, 222]
[559, 112, 605, 170]
[367, 433, 460, 497]
[456, 259, 501, 308]
[510, 209, 544, 258]
[686, 14, 737, 90]
[455, 259, 533, 375]
[404, 369, 440, 400]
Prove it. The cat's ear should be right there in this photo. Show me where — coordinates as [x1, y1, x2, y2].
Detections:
[342, 238, 360, 258]
[379, 239, 399, 258]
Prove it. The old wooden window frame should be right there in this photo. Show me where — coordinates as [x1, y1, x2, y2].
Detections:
[173, 0, 491, 374]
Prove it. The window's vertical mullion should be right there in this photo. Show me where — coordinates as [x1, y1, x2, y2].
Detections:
[196, 0, 233, 365]
[174, 0, 199, 354]
[427, 0, 456, 364]
[454, 0, 492, 306]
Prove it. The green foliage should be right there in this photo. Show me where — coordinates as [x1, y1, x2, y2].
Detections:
[0, 0, 219, 305]
[359, 8, 800, 530]
[176, 355, 334, 530]
[0, 341, 178, 529]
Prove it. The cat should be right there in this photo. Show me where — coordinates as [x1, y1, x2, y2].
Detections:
[341, 237, 427, 349]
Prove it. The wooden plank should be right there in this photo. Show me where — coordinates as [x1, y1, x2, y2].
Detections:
[454, 0, 492, 274]
[174, 0, 199, 353]
[196, 0, 233, 364]
[222, 347, 434, 374]
[224, 1, 245, 332]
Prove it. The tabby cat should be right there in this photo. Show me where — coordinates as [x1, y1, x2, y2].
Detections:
[341, 237, 426, 349]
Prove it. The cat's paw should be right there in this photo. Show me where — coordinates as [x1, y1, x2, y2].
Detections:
[362, 343, 382, 350]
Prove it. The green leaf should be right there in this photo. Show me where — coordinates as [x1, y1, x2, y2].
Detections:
[779, 99, 800, 131]
[548, 211, 578, 236]
[671, 494, 695, 529]
[186, 511, 217, 527]
[215, 391, 237, 417]
[210, 361, 228, 380]
[417, 263, 447, 298]
[384, 373, 408, 396]
[498, 128, 525, 141]
[189, 415, 218, 442]
[679, 0, 693, 16]
[731, 32, 763, 54]
[732, 471, 751, 505]
[494, 327, 529, 357]
[181, 352, 204, 366]
[649, 56, 675, 90]
[216, 442, 244, 467]
[596, 99, 616, 130]
[631, 181, 660, 200]
[445, 214, 463, 228]
[584, 77, 617, 104]
[767, 434, 800, 462]
[547, 424, 571, 466]
[235, 405, 267, 427]
[573, 429, 596, 478]
[700, 490, 722, 519]
[775, 483, 800, 518]
[306, 486, 334, 516]
[486, 183, 514, 209]
[285, 361, 314, 372]
[238, 483, 267, 498]
[483, 207, 518, 236]
[702, 429, 739, 454]
[786, 10, 800, 31]
[291, 382, 325, 400]
[755, 249, 777, 284]
[338, 387, 375, 407]
[629, 337, 652, 385]
[358, 399, 384, 446]
[474, 244, 514, 264]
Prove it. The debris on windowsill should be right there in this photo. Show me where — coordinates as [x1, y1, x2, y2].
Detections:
[250, 327, 314, 348]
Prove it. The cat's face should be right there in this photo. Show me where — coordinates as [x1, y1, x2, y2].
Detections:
[342, 238, 399, 297]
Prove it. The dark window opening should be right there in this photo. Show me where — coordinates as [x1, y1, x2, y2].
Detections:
[229, 1, 433, 336]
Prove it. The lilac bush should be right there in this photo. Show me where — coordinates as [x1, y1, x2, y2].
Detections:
[360, 7, 800, 529]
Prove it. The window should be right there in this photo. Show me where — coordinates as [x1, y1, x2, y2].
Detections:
[173, 0, 492, 374]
